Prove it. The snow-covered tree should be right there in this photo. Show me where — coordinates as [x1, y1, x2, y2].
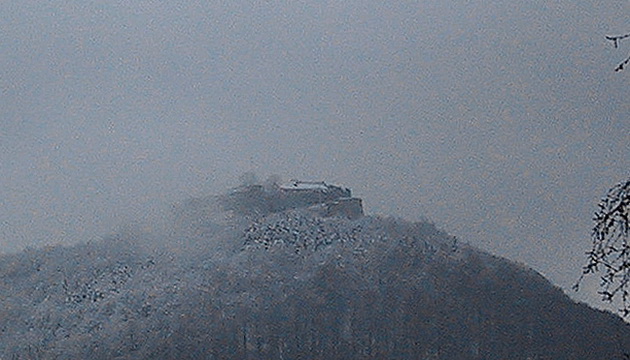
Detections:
[577, 178, 630, 315]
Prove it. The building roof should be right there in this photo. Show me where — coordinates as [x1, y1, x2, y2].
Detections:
[279, 180, 329, 191]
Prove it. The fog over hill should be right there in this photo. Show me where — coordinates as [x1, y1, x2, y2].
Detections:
[1, 0, 629, 314]
[1, 185, 628, 359]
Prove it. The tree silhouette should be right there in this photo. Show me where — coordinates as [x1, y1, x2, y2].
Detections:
[606, 33, 630, 71]
[576, 178, 630, 316]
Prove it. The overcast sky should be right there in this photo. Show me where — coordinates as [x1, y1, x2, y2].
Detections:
[1, 0, 628, 310]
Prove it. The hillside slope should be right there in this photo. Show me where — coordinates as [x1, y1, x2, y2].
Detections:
[0, 192, 628, 359]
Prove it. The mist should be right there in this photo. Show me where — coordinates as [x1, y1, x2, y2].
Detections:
[1, 0, 628, 313]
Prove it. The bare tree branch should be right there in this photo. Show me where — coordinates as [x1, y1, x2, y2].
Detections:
[576, 178, 630, 316]
[606, 33, 630, 71]
[613, 54, 630, 72]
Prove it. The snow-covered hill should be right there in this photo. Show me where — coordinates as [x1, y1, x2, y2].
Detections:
[1, 189, 629, 359]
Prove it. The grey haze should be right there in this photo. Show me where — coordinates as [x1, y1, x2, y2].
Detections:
[0, 0, 628, 311]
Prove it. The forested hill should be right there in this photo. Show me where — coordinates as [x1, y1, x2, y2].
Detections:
[1, 189, 629, 359]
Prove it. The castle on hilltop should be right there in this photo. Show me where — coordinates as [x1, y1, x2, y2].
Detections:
[222, 179, 364, 219]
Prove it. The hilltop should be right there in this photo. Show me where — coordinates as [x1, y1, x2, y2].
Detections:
[0, 183, 629, 359]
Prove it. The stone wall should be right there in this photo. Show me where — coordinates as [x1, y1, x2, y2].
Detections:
[220, 183, 363, 219]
